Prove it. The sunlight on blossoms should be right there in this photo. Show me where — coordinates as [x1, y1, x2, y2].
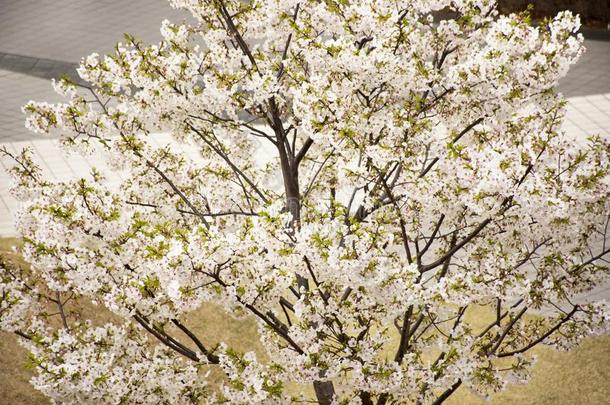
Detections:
[1, 0, 609, 404]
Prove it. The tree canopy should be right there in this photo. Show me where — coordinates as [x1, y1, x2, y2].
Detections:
[1, 1, 609, 403]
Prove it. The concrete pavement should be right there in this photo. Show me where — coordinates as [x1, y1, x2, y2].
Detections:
[1, 92, 610, 236]
[0, 1, 609, 307]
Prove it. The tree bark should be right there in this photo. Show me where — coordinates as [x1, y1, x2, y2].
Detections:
[313, 380, 335, 405]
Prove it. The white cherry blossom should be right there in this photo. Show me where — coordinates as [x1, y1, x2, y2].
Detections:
[1, 1, 609, 404]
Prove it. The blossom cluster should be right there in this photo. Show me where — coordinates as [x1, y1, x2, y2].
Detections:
[1, 0, 609, 403]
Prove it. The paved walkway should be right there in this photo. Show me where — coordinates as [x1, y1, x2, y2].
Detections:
[0, 0, 609, 228]
[1, 92, 609, 235]
[559, 39, 610, 97]
[0, 0, 187, 63]
[0, 0, 609, 143]
[0, 1, 609, 305]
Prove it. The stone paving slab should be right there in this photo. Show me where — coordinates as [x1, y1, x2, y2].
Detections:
[0, 0, 188, 63]
[2, 42, 610, 144]
[0, 0, 609, 306]
[0, 52, 81, 84]
[1, 93, 610, 238]
[0, 69, 65, 143]
[564, 93, 610, 138]
[558, 40, 610, 97]
[0, 0, 608, 144]
[1, 97, 609, 304]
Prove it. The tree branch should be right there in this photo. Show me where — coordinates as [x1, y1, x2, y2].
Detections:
[295, 137, 314, 166]
[497, 306, 579, 357]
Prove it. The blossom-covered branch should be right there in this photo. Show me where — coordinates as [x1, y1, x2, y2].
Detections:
[1, 0, 609, 403]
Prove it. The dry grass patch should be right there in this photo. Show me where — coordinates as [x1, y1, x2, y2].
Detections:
[0, 238, 608, 403]
[447, 333, 610, 404]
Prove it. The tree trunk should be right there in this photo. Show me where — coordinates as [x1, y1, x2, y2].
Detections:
[269, 99, 335, 404]
[313, 380, 335, 405]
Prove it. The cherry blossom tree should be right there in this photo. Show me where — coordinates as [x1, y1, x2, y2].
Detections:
[1, 0, 609, 403]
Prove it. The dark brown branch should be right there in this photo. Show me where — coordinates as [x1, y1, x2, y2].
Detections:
[432, 379, 462, 405]
[134, 314, 200, 362]
[144, 159, 211, 228]
[125, 200, 257, 218]
[477, 299, 524, 338]
[419, 117, 484, 178]
[217, 0, 258, 69]
[0, 147, 44, 184]
[568, 248, 610, 277]
[419, 214, 445, 258]
[489, 306, 528, 355]
[304, 255, 329, 304]
[55, 292, 70, 330]
[14, 330, 33, 340]
[394, 305, 414, 363]
[172, 319, 219, 363]
[376, 166, 413, 264]
[276, 3, 300, 80]
[295, 137, 314, 166]
[187, 122, 269, 204]
[498, 306, 578, 357]
[420, 217, 492, 272]
[437, 233, 457, 279]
